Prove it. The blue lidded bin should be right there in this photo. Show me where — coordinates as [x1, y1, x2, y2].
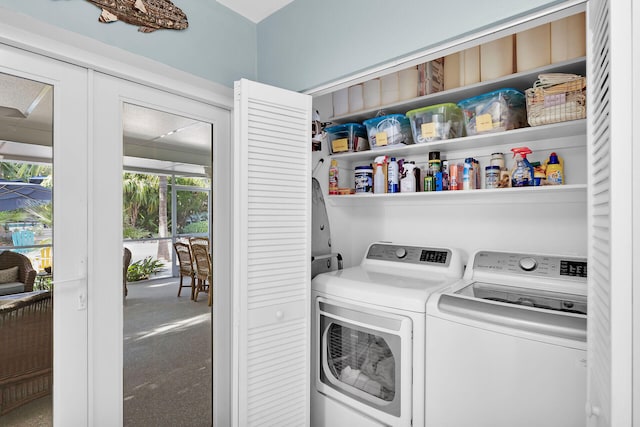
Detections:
[457, 88, 527, 136]
[363, 114, 413, 149]
[325, 123, 369, 154]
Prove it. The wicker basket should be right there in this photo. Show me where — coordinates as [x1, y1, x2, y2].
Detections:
[525, 73, 586, 126]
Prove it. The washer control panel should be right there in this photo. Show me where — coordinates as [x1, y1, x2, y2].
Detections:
[366, 243, 451, 266]
[472, 251, 587, 281]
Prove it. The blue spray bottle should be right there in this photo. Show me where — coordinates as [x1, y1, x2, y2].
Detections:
[510, 147, 534, 187]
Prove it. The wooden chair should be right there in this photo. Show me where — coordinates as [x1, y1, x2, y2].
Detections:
[123, 247, 132, 298]
[190, 243, 212, 306]
[173, 242, 195, 299]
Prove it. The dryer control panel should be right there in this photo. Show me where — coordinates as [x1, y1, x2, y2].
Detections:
[472, 251, 587, 281]
[366, 243, 451, 267]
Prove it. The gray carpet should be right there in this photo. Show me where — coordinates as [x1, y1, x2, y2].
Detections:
[0, 276, 212, 427]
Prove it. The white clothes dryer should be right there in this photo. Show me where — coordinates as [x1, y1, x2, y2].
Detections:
[311, 242, 465, 427]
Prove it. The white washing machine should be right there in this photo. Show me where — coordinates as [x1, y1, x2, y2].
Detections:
[311, 242, 465, 427]
[426, 250, 588, 427]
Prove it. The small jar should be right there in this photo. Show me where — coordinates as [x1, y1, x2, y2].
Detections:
[490, 152, 505, 170]
[485, 165, 501, 189]
[354, 166, 373, 193]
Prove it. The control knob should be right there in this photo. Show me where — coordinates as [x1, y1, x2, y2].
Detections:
[395, 248, 407, 259]
[519, 257, 537, 271]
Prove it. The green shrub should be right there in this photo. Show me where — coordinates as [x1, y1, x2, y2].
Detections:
[123, 224, 153, 239]
[181, 220, 208, 234]
[127, 256, 165, 282]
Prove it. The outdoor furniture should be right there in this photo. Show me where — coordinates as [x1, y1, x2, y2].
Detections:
[173, 242, 195, 299]
[10, 230, 34, 254]
[188, 236, 210, 252]
[123, 247, 132, 298]
[190, 243, 212, 306]
[0, 251, 36, 296]
[0, 290, 52, 415]
[38, 246, 52, 272]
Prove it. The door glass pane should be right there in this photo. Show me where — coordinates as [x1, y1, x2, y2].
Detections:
[0, 72, 53, 424]
[122, 103, 213, 425]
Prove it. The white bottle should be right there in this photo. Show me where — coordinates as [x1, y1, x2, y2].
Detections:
[401, 163, 417, 192]
[388, 157, 399, 193]
[374, 156, 386, 194]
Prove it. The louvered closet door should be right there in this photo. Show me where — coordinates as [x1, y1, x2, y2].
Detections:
[587, 0, 634, 426]
[233, 79, 311, 426]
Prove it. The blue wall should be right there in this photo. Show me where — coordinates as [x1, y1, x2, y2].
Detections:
[0, 0, 257, 88]
[257, 0, 566, 91]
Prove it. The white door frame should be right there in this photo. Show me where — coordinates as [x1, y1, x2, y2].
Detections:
[0, 43, 89, 425]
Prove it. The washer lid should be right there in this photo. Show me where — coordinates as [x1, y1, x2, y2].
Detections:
[457, 281, 587, 315]
[312, 265, 457, 312]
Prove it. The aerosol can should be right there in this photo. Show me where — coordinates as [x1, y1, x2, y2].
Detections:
[510, 147, 534, 187]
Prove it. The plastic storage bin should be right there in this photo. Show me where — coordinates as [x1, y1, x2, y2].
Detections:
[363, 114, 413, 149]
[457, 88, 527, 135]
[325, 123, 369, 154]
[406, 103, 465, 143]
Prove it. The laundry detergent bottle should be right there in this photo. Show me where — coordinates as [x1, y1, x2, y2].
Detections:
[545, 152, 564, 185]
[510, 147, 534, 187]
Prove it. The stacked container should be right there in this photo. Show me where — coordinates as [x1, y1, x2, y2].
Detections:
[457, 88, 527, 135]
[363, 114, 413, 149]
[325, 123, 369, 154]
[406, 103, 465, 143]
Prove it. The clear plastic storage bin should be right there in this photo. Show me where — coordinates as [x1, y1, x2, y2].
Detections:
[325, 123, 369, 154]
[363, 114, 413, 149]
[405, 103, 465, 143]
[457, 88, 527, 135]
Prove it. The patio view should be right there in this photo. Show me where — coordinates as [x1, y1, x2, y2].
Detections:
[1, 72, 214, 426]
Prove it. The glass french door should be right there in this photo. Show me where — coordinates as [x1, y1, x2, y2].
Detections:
[0, 44, 89, 424]
[92, 73, 231, 425]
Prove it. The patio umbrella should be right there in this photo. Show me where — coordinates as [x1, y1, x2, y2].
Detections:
[0, 179, 51, 211]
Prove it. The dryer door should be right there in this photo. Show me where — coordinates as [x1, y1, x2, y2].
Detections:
[316, 298, 412, 422]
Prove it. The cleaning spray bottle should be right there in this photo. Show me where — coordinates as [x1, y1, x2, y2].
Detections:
[374, 156, 387, 194]
[510, 147, 534, 187]
[544, 152, 564, 185]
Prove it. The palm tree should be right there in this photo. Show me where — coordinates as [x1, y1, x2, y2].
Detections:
[157, 175, 169, 261]
[122, 173, 159, 229]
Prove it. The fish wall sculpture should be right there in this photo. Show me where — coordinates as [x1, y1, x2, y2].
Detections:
[86, 0, 188, 33]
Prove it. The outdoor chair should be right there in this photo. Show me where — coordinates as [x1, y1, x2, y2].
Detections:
[0, 290, 52, 415]
[123, 247, 132, 298]
[188, 236, 210, 252]
[38, 246, 52, 272]
[0, 251, 37, 296]
[173, 242, 195, 300]
[191, 243, 212, 306]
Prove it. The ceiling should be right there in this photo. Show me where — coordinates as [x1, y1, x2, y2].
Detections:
[216, 0, 294, 23]
[0, 73, 212, 177]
